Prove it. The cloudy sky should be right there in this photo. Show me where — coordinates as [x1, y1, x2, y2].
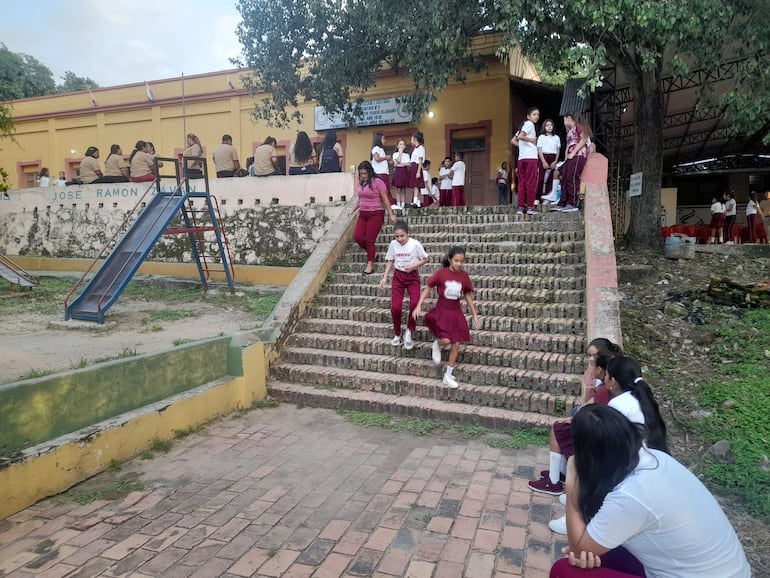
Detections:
[2, 0, 244, 88]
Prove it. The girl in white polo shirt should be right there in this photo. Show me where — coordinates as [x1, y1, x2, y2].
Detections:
[537, 119, 561, 202]
[379, 221, 429, 350]
[511, 106, 540, 215]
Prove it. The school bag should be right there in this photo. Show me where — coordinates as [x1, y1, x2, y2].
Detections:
[319, 147, 340, 173]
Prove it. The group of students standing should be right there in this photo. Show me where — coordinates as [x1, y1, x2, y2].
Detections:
[511, 107, 592, 214]
[710, 190, 768, 244]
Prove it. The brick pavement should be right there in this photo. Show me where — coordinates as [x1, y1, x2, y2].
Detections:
[0, 405, 567, 577]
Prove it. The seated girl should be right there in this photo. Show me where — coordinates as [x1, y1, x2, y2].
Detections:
[550, 403, 750, 577]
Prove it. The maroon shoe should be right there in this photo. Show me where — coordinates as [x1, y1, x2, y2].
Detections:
[540, 469, 566, 483]
[528, 476, 564, 495]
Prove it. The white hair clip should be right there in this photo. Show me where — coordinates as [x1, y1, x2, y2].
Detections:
[633, 377, 643, 384]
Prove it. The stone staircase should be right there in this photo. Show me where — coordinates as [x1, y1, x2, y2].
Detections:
[267, 206, 587, 429]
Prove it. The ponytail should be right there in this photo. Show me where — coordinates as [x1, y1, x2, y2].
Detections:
[630, 377, 669, 454]
[442, 246, 465, 268]
[606, 356, 669, 454]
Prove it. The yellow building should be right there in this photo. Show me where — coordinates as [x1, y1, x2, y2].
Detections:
[1, 38, 552, 205]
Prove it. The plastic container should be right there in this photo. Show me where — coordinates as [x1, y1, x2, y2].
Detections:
[664, 234, 695, 259]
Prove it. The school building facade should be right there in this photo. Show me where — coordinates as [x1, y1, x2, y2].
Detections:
[0, 38, 552, 205]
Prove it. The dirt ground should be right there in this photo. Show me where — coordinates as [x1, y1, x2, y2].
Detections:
[0, 279, 283, 384]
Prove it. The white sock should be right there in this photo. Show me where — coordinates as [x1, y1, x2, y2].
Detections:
[551, 179, 560, 194]
[445, 365, 454, 377]
[560, 455, 567, 476]
[549, 451, 562, 484]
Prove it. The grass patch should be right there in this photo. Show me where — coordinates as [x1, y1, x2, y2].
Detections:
[173, 425, 203, 439]
[92, 347, 139, 364]
[149, 438, 172, 453]
[64, 473, 146, 504]
[693, 309, 770, 521]
[252, 398, 280, 410]
[0, 276, 72, 316]
[16, 368, 55, 381]
[140, 450, 154, 460]
[337, 410, 550, 446]
[487, 428, 551, 449]
[148, 309, 197, 322]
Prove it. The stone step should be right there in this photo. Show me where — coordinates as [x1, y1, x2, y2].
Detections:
[304, 307, 585, 334]
[328, 273, 585, 291]
[377, 231, 584, 245]
[333, 262, 586, 277]
[340, 250, 584, 266]
[297, 319, 586, 353]
[267, 380, 569, 429]
[321, 283, 584, 304]
[311, 295, 585, 318]
[397, 209, 581, 226]
[287, 333, 584, 374]
[276, 348, 582, 394]
[368, 240, 585, 254]
[381, 221, 582, 235]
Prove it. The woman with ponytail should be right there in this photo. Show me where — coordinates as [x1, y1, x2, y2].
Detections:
[605, 356, 668, 453]
[550, 404, 750, 577]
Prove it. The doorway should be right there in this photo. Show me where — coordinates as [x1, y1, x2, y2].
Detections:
[452, 138, 489, 205]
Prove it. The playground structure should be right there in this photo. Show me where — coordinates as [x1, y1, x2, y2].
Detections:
[0, 255, 38, 292]
[64, 157, 234, 323]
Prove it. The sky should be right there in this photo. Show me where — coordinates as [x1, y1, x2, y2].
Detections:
[1, 0, 244, 89]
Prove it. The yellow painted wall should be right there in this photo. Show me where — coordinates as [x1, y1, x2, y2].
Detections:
[2, 61, 518, 190]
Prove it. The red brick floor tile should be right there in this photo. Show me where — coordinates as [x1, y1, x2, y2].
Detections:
[426, 516, 452, 534]
[228, 547, 270, 577]
[257, 549, 300, 577]
[465, 551, 495, 578]
[441, 537, 470, 564]
[365, 527, 397, 552]
[449, 516, 477, 540]
[472, 529, 499, 553]
[312, 552, 351, 578]
[333, 531, 369, 556]
[405, 559, 435, 578]
[319, 520, 351, 541]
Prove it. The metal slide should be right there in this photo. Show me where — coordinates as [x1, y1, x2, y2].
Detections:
[65, 190, 187, 323]
[0, 255, 37, 289]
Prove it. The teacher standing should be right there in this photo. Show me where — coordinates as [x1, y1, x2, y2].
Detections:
[350, 161, 396, 275]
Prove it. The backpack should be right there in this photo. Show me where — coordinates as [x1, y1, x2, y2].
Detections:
[319, 147, 340, 173]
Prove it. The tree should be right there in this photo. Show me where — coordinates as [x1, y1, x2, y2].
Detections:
[234, 0, 770, 248]
[495, 0, 770, 248]
[0, 43, 56, 100]
[234, 0, 493, 127]
[57, 71, 98, 94]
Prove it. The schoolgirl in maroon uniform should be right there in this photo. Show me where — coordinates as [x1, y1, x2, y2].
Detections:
[413, 247, 480, 389]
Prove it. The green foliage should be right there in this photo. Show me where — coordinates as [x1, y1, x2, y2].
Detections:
[16, 368, 54, 381]
[148, 309, 197, 322]
[172, 425, 204, 438]
[234, 0, 492, 127]
[487, 427, 550, 449]
[695, 309, 770, 521]
[65, 474, 146, 504]
[251, 398, 280, 409]
[0, 43, 56, 100]
[149, 438, 172, 453]
[57, 71, 98, 94]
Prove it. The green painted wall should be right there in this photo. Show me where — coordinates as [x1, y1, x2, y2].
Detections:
[0, 336, 231, 456]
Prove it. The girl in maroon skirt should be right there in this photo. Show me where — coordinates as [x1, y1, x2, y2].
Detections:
[392, 139, 410, 210]
[408, 131, 426, 208]
[709, 194, 725, 244]
[413, 246, 480, 389]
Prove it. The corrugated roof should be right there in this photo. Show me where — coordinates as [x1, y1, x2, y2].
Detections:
[560, 78, 590, 116]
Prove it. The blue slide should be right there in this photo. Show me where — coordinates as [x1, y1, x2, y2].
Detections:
[0, 255, 37, 288]
[65, 191, 187, 323]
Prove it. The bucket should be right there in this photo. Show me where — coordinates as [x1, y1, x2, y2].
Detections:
[664, 234, 695, 259]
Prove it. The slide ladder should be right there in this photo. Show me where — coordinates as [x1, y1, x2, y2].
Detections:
[0, 255, 38, 292]
[64, 157, 234, 323]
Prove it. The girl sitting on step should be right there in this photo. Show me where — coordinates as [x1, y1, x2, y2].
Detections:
[529, 339, 623, 498]
[379, 220, 429, 351]
[412, 247, 480, 389]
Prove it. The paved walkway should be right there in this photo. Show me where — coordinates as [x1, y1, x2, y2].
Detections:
[0, 405, 566, 577]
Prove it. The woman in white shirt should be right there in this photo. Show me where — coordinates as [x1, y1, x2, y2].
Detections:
[746, 191, 762, 243]
[553, 403, 751, 578]
[439, 157, 453, 207]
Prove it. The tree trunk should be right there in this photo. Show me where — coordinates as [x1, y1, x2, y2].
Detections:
[625, 63, 664, 249]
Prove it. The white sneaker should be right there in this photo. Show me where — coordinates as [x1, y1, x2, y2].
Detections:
[443, 372, 459, 389]
[403, 329, 414, 350]
[390, 204, 399, 211]
[412, 198, 421, 208]
[390, 335, 402, 346]
[548, 515, 567, 535]
[559, 493, 567, 506]
[562, 204, 579, 212]
[431, 339, 441, 364]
